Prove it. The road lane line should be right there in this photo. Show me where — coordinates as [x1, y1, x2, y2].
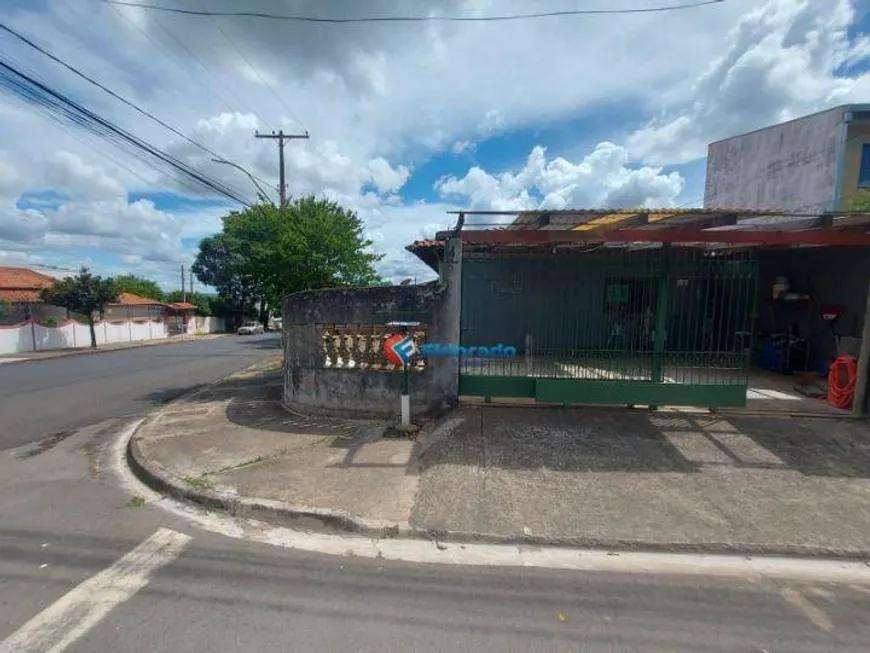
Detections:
[780, 587, 834, 632]
[0, 528, 191, 653]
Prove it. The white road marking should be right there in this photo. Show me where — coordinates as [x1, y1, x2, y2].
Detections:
[781, 587, 834, 631]
[111, 421, 870, 585]
[0, 527, 191, 653]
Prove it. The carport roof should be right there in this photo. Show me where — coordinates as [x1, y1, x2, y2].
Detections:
[406, 208, 870, 271]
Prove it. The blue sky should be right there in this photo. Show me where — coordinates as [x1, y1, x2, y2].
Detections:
[0, 0, 869, 288]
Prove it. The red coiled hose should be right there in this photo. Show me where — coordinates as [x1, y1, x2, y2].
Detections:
[828, 355, 858, 410]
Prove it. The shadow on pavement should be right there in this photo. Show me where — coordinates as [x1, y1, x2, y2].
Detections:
[417, 405, 870, 479]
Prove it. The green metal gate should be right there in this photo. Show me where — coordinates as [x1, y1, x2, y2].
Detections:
[458, 245, 757, 408]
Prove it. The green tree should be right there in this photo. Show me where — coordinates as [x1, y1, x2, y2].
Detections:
[193, 197, 382, 328]
[224, 197, 382, 306]
[114, 274, 164, 301]
[191, 233, 261, 328]
[41, 267, 118, 348]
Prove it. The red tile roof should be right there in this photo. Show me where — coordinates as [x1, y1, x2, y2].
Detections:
[0, 267, 57, 303]
[165, 302, 198, 310]
[113, 292, 164, 306]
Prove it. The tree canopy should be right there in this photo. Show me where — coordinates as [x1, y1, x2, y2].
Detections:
[193, 196, 384, 322]
[41, 267, 118, 348]
[114, 274, 164, 301]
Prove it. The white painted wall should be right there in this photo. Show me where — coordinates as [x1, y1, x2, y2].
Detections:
[0, 318, 169, 356]
[185, 316, 226, 335]
[704, 106, 845, 213]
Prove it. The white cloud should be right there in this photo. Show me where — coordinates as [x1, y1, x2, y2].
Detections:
[367, 157, 411, 194]
[0, 0, 867, 286]
[436, 143, 685, 211]
[42, 152, 127, 200]
[628, 0, 870, 165]
[451, 140, 475, 155]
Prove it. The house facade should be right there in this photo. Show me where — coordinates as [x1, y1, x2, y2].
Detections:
[704, 104, 870, 213]
[0, 267, 68, 323]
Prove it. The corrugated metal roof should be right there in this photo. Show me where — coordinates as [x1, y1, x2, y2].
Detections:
[405, 208, 870, 271]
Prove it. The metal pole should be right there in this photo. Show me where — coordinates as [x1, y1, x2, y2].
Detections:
[255, 130, 309, 207]
[852, 277, 870, 416]
[401, 360, 410, 426]
[211, 158, 273, 204]
[652, 243, 672, 385]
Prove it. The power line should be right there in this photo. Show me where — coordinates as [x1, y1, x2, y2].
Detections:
[192, 0, 306, 130]
[139, 2, 262, 118]
[0, 22, 271, 192]
[105, 1, 247, 117]
[0, 57, 252, 205]
[92, 0, 727, 23]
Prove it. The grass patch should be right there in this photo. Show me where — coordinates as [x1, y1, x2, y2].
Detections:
[205, 455, 271, 476]
[126, 495, 146, 508]
[182, 476, 211, 490]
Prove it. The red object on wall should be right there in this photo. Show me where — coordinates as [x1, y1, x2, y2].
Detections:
[828, 355, 858, 410]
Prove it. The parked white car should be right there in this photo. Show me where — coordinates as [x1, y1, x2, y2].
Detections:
[237, 322, 264, 336]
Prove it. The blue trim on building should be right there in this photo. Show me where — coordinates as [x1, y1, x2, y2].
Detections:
[832, 104, 870, 211]
[833, 118, 849, 212]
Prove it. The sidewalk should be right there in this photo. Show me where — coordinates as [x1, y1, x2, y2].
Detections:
[129, 359, 870, 556]
[0, 333, 231, 365]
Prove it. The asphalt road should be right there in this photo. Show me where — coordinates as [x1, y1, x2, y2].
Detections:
[1, 334, 869, 651]
[0, 334, 281, 451]
[1, 421, 869, 653]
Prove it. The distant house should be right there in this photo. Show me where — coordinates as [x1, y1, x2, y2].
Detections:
[0, 267, 68, 323]
[103, 292, 167, 321]
[101, 292, 198, 334]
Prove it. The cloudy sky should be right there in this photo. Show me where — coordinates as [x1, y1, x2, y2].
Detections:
[1, 0, 869, 289]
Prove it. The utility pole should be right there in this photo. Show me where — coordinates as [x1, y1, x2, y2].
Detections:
[189, 268, 194, 297]
[255, 129, 309, 207]
[181, 263, 186, 304]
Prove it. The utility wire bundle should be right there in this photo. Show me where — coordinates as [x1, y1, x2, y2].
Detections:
[0, 56, 252, 206]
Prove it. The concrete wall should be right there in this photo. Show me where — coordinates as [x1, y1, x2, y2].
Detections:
[104, 305, 164, 321]
[282, 238, 461, 419]
[839, 121, 870, 210]
[185, 316, 225, 335]
[0, 318, 169, 355]
[704, 107, 844, 213]
[0, 303, 68, 324]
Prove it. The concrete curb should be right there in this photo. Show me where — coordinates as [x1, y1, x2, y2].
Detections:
[0, 333, 233, 366]
[125, 417, 870, 560]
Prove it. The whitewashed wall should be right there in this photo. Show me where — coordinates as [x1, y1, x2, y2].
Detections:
[0, 319, 169, 356]
[186, 316, 226, 334]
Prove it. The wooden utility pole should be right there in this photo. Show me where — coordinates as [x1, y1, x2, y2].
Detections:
[255, 129, 309, 206]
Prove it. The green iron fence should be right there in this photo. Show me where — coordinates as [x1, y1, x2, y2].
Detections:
[458, 245, 758, 407]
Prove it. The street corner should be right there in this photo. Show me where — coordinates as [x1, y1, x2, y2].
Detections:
[125, 364, 423, 536]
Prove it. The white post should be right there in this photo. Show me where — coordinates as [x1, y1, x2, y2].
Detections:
[401, 394, 410, 427]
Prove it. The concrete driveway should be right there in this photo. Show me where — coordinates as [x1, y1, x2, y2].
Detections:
[412, 405, 870, 555]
